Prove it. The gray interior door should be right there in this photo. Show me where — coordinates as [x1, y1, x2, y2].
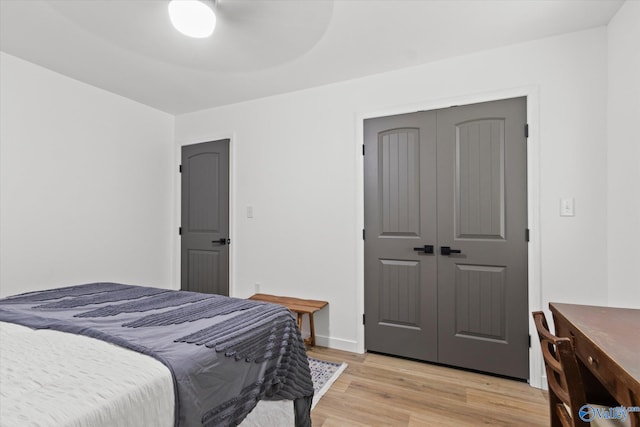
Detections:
[181, 139, 230, 296]
[436, 98, 528, 379]
[364, 97, 529, 379]
[363, 111, 438, 361]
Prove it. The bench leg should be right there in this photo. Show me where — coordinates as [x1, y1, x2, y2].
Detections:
[297, 312, 303, 332]
[295, 312, 316, 347]
[308, 313, 316, 347]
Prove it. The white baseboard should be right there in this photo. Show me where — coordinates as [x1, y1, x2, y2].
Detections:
[539, 375, 548, 391]
[314, 334, 361, 353]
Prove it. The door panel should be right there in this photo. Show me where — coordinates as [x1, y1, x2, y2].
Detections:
[379, 129, 421, 236]
[378, 259, 421, 328]
[181, 139, 230, 296]
[437, 98, 528, 379]
[187, 152, 221, 232]
[364, 112, 438, 362]
[364, 97, 528, 379]
[455, 119, 505, 239]
[454, 264, 506, 341]
[186, 250, 221, 294]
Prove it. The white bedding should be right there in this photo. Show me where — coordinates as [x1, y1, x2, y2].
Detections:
[0, 322, 293, 427]
[0, 321, 174, 427]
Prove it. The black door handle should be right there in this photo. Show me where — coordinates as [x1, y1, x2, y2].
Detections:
[212, 238, 230, 245]
[440, 246, 462, 256]
[413, 245, 434, 254]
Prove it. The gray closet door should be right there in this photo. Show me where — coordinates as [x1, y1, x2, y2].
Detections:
[436, 98, 528, 379]
[181, 139, 230, 296]
[364, 111, 438, 361]
[364, 97, 528, 379]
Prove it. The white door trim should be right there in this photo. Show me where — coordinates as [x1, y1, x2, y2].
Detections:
[354, 86, 544, 388]
[173, 132, 237, 296]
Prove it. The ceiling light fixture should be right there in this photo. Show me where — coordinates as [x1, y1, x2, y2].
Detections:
[168, 0, 216, 38]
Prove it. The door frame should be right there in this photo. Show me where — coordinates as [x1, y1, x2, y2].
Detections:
[356, 86, 544, 388]
[174, 132, 236, 296]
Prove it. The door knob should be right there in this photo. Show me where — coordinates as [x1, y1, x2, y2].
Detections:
[212, 238, 230, 245]
[413, 245, 434, 254]
[440, 246, 462, 256]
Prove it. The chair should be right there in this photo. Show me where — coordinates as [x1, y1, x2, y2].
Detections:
[532, 311, 630, 427]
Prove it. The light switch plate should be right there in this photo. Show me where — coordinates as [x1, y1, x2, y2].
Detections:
[246, 206, 254, 218]
[560, 198, 575, 217]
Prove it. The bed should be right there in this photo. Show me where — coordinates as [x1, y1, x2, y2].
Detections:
[0, 283, 314, 427]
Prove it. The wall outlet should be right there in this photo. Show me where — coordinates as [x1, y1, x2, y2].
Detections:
[254, 283, 261, 293]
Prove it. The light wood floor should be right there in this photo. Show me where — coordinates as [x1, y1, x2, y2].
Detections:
[307, 346, 549, 426]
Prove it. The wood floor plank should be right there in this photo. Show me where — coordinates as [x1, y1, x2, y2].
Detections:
[307, 347, 549, 426]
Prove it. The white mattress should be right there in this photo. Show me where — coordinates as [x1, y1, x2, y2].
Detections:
[0, 321, 293, 427]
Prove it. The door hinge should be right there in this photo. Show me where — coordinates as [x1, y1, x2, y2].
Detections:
[529, 334, 531, 348]
[179, 164, 182, 173]
[524, 124, 529, 138]
[179, 226, 182, 235]
[525, 228, 530, 242]
[362, 229, 365, 240]
[363, 314, 366, 325]
[362, 144, 365, 156]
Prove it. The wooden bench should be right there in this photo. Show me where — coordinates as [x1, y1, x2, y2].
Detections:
[248, 293, 328, 347]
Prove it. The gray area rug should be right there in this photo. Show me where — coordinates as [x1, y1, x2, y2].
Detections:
[308, 357, 348, 409]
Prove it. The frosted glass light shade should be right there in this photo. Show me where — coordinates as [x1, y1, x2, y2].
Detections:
[168, 0, 216, 38]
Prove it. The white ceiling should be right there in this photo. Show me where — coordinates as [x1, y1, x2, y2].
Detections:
[0, 0, 624, 115]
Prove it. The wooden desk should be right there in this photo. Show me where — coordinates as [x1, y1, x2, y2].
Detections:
[550, 303, 640, 426]
[249, 294, 328, 347]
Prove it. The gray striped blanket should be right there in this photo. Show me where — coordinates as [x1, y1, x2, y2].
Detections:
[0, 283, 313, 426]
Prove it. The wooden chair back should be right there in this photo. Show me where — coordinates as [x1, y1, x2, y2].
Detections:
[532, 311, 587, 427]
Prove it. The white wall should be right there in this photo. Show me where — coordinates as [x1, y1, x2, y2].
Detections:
[175, 27, 611, 353]
[0, 53, 176, 297]
[2, 6, 635, 387]
[607, 1, 640, 308]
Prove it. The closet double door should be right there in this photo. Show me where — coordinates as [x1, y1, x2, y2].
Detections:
[364, 97, 529, 379]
